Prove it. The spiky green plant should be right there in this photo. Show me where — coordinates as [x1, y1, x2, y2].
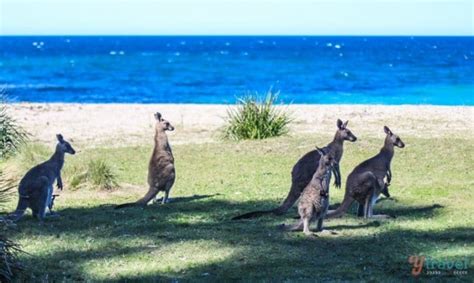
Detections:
[0, 171, 23, 282]
[69, 159, 119, 190]
[0, 94, 28, 159]
[223, 90, 292, 140]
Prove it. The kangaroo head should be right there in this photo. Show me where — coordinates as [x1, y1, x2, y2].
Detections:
[56, 134, 76, 155]
[384, 126, 405, 148]
[154, 112, 175, 131]
[316, 146, 337, 171]
[336, 119, 357, 142]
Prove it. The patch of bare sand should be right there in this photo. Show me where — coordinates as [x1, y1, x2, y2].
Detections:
[9, 103, 473, 148]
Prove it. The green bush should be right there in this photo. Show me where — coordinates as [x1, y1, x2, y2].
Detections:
[223, 90, 292, 140]
[70, 159, 119, 190]
[0, 171, 23, 282]
[0, 95, 28, 159]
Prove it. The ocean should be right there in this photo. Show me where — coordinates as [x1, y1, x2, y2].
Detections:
[0, 36, 472, 105]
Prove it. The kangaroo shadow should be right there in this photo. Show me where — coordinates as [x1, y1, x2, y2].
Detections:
[5, 197, 466, 281]
[327, 202, 444, 219]
[155, 193, 220, 204]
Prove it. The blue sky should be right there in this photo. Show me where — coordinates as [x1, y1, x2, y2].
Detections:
[1, 0, 472, 35]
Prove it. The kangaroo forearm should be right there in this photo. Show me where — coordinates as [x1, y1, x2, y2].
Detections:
[57, 175, 63, 189]
[333, 165, 341, 187]
[386, 169, 392, 183]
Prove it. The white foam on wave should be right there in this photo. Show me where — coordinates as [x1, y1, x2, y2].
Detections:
[109, 51, 117, 55]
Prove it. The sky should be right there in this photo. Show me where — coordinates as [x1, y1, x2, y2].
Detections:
[0, 0, 472, 35]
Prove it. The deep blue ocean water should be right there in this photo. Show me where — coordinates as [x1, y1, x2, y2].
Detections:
[0, 36, 472, 105]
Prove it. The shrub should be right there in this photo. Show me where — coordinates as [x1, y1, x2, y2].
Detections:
[0, 171, 23, 282]
[70, 159, 119, 190]
[0, 94, 28, 159]
[223, 90, 292, 140]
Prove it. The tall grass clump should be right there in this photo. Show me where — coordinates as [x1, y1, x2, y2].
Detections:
[0, 94, 27, 159]
[70, 159, 119, 190]
[223, 90, 292, 140]
[0, 171, 23, 282]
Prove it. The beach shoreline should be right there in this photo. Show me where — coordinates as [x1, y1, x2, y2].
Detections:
[9, 103, 473, 148]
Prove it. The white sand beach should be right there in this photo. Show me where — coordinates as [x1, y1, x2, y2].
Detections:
[9, 103, 473, 148]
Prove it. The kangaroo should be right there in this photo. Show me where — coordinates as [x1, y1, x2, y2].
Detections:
[115, 112, 175, 209]
[281, 147, 336, 235]
[8, 134, 75, 221]
[326, 126, 405, 219]
[232, 119, 357, 220]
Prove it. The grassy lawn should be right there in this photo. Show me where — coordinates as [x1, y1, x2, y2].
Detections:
[2, 133, 473, 281]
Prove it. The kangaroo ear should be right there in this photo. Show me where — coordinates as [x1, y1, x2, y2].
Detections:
[337, 119, 343, 129]
[342, 120, 349, 128]
[154, 112, 162, 121]
[384, 126, 392, 135]
[56, 134, 64, 143]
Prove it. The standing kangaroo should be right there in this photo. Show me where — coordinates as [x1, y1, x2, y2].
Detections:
[326, 126, 405, 219]
[115, 112, 175, 209]
[232, 119, 357, 220]
[281, 147, 336, 235]
[8, 134, 75, 221]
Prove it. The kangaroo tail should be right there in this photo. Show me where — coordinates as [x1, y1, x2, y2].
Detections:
[326, 193, 354, 218]
[7, 195, 29, 221]
[114, 202, 145, 209]
[280, 219, 304, 231]
[232, 209, 275, 220]
[232, 184, 302, 220]
[272, 184, 301, 215]
[115, 187, 157, 210]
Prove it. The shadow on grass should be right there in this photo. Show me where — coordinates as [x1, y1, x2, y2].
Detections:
[7, 198, 471, 282]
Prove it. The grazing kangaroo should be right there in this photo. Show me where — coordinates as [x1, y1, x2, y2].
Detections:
[326, 126, 405, 219]
[281, 147, 336, 235]
[232, 119, 357, 220]
[115, 112, 175, 209]
[8, 134, 75, 221]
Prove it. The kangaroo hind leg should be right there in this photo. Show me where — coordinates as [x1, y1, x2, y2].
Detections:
[162, 180, 175, 204]
[34, 183, 50, 222]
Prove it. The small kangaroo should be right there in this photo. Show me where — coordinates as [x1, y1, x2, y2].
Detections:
[326, 126, 405, 219]
[115, 112, 175, 209]
[281, 147, 336, 235]
[8, 134, 75, 221]
[232, 119, 357, 220]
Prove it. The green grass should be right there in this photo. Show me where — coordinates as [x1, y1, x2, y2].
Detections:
[223, 91, 292, 140]
[1, 134, 473, 281]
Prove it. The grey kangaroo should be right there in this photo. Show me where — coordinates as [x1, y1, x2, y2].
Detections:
[326, 126, 405, 219]
[281, 147, 336, 235]
[232, 119, 357, 220]
[115, 112, 175, 209]
[9, 134, 75, 221]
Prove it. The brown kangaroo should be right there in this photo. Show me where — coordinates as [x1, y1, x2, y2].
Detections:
[232, 119, 357, 220]
[115, 112, 175, 209]
[281, 147, 336, 235]
[326, 126, 405, 219]
[8, 134, 75, 221]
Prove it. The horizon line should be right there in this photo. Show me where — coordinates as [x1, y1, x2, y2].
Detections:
[1, 34, 473, 37]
